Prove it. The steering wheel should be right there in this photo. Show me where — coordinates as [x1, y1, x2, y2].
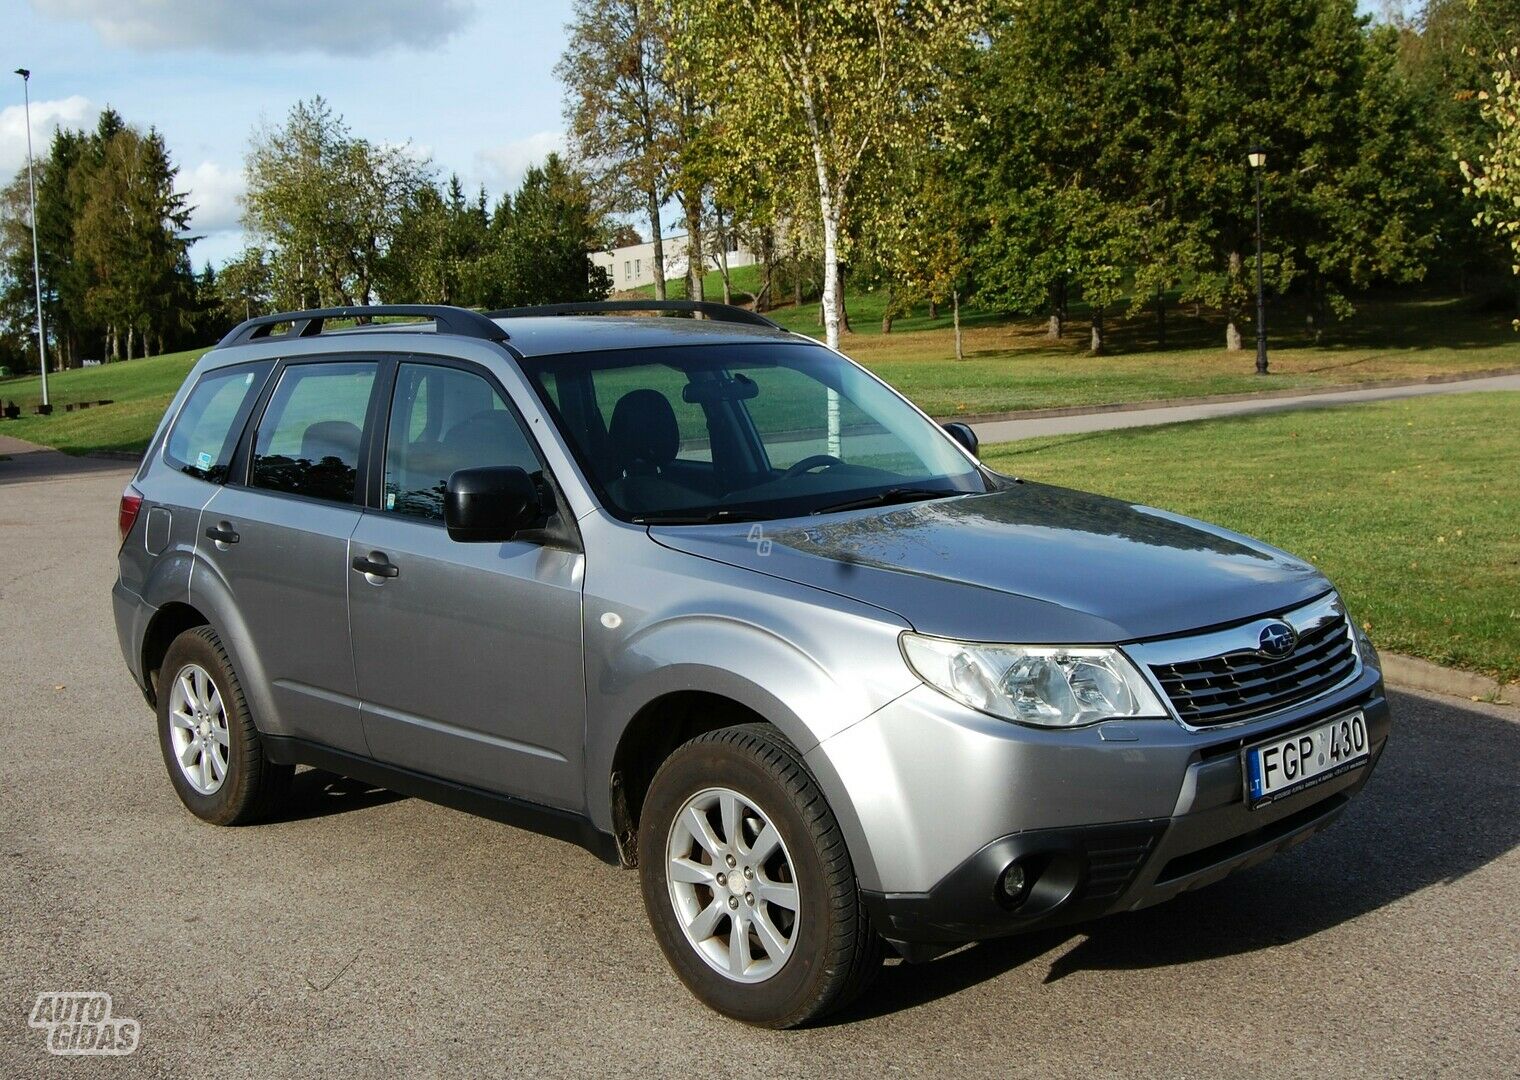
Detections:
[781, 454, 844, 479]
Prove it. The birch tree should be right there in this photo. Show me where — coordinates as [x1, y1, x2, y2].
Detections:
[674, 1, 987, 353]
[1461, 46, 1520, 327]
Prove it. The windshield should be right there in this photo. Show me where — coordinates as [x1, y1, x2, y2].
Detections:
[518, 341, 986, 522]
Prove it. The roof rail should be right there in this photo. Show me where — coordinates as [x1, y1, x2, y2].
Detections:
[218, 305, 509, 348]
[486, 299, 782, 330]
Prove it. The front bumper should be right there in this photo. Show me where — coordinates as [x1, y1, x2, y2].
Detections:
[806, 662, 1389, 952]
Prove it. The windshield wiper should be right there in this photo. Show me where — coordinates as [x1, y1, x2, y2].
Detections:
[809, 488, 952, 516]
[632, 508, 768, 525]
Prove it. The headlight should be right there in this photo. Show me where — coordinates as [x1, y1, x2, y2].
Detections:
[900, 633, 1169, 728]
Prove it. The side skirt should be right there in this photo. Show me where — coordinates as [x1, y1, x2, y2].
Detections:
[262, 734, 622, 866]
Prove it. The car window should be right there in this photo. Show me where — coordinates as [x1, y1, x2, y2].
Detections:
[518, 342, 983, 522]
[734, 362, 921, 473]
[249, 362, 377, 504]
[164, 362, 273, 481]
[591, 364, 711, 460]
[382, 363, 541, 521]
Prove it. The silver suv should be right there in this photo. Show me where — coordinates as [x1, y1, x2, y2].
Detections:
[113, 302, 1389, 1027]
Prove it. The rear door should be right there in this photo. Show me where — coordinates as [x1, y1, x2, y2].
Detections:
[347, 358, 586, 810]
[121, 360, 273, 600]
[195, 359, 380, 755]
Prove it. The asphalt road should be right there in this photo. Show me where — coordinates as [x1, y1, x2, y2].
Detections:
[2, 451, 1517, 1078]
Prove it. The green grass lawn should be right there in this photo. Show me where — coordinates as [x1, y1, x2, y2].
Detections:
[0, 346, 209, 454]
[3, 277, 1518, 455]
[981, 392, 1520, 683]
[630, 267, 1520, 416]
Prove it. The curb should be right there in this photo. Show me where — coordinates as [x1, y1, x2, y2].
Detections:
[936, 366, 1520, 426]
[1381, 652, 1515, 706]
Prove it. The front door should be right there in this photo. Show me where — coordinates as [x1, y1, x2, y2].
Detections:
[347, 360, 586, 810]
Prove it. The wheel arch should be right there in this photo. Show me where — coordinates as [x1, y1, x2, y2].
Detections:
[183, 560, 281, 736]
[605, 680, 809, 867]
[140, 601, 211, 706]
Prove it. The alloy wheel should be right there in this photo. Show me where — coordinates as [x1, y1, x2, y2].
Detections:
[665, 786, 800, 983]
[166, 663, 230, 795]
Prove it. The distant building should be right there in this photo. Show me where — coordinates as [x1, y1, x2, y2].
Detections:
[592, 231, 757, 291]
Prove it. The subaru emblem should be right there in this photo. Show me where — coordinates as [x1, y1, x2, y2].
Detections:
[1258, 621, 1297, 658]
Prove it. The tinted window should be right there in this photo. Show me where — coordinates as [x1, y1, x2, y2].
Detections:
[250, 362, 377, 504]
[382, 363, 541, 521]
[164, 362, 272, 481]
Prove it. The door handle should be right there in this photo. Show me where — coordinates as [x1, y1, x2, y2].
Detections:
[205, 522, 240, 545]
[352, 552, 400, 579]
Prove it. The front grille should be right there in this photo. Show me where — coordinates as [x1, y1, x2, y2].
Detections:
[1148, 609, 1357, 726]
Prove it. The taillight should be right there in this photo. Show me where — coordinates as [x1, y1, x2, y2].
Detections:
[118, 486, 144, 547]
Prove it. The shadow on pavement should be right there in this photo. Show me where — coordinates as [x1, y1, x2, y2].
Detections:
[0, 440, 137, 486]
[268, 768, 407, 823]
[832, 692, 1520, 1023]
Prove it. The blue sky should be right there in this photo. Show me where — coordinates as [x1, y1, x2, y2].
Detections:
[3, 0, 577, 268]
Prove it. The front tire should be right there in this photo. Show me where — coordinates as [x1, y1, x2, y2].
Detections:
[639, 724, 882, 1027]
[156, 626, 291, 825]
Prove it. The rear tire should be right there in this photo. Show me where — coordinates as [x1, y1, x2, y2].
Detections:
[639, 723, 882, 1027]
[156, 626, 291, 825]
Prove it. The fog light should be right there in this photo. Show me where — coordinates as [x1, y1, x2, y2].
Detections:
[999, 862, 1027, 901]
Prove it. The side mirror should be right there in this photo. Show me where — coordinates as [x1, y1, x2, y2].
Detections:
[444, 466, 545, 542]
[943, 421, 979, 458]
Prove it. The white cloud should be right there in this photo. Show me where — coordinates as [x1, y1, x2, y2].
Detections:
[31, 0, 477, 57]
[183, 160, 244, 235]
[0, 95, 98, 178]
[476, 130, 564, 193]
[191, 229, 247, 271]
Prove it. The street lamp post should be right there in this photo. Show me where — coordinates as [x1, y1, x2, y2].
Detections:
[15, 68, 49, 409]
[1248, 145, 1268, 376]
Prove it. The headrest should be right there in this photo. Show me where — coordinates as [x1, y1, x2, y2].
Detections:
[300, 420, 361, 463]
[609, 389, 679, 470]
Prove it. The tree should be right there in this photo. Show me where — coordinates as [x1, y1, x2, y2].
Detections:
[865, 148, 977, 355]
[497, 154, 613, 306]
[1461, 45, 1520, 326]
[965, 0, 1151, 353]
[1396, 0, 1520, 291]
[69, 122, 195, 360]
[214, 247, 275, 323]
[243, 97, 433, 307]
[674, 0, 988, 353]
[378, 174, 493, 305]
[972, 0, 1438, 355]
[1297, 22, 1442, 337]
[1, 113, 132, 366]
[558, 0, 677, 299]
[1158, 0, 1422, 351]
[610, 223, 643, 248]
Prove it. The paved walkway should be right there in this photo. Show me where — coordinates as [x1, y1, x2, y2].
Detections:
[0, 431, 134, 486]
[971, 372, 1520, 443]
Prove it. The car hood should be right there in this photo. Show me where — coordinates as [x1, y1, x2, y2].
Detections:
[648, 483, 1332, 643]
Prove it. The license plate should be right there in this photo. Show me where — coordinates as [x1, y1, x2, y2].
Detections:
[1243, 711, 1369, 809]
